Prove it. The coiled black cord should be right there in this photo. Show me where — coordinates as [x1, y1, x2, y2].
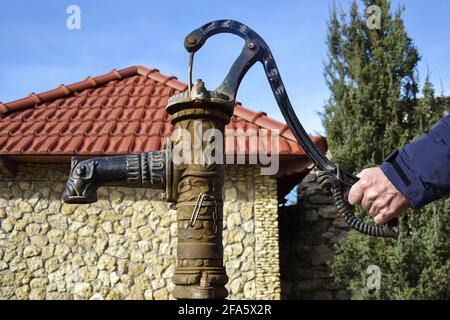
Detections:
[317, 171, 398, 239]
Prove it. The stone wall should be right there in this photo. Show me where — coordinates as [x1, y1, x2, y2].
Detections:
[254, 173, 280, 299]
[279, 172, 350, 300]
[0, 163, 280, 300]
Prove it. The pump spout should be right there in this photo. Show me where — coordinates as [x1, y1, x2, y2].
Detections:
[62, 151, 167, 204]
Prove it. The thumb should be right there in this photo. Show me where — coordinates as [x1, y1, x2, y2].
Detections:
[348, 181, 364, 205]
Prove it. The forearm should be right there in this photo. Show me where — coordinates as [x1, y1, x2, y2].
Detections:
[380, 115, 450, 210]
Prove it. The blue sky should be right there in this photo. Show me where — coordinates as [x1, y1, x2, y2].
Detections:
[0, 0, 449, 134]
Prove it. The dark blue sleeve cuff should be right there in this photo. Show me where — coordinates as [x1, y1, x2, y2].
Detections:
[380, 151, 423, 211]
[380, 115, 450, 211]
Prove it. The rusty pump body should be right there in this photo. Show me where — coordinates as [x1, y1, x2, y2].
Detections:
[165, 79, 233, 299]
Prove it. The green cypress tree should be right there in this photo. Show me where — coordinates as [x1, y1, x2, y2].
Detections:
[322, 0, 449, 299]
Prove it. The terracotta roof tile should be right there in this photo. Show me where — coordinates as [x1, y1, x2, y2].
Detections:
[34, 122, 65, 136]
[25, 107, 53, 121]
[25, 135, 57, 153]
[0, 66, 326, 170]
[59, 122, 92, 136]
[109, 121, 140, 136]
[0, 102, 8, 114]
[51, 135, 84, 153]
[118, 108, 144, 121]
[12, 121, 46, 136]
[85, 121, 114, 136]
[108, 135, 135, 154]
[76, 135, 109, 154]
[3, 135, 34, 153]
[0, 136, 9, 149]
[0, 121, 22, 136]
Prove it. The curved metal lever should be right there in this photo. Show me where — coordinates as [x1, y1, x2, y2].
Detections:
[183, 19, 398, 239]
[184, 20, 339, 178]
[185, 23, 260, 102]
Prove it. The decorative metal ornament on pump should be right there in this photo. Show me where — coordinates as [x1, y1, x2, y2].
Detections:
[62, 19, 398, 301]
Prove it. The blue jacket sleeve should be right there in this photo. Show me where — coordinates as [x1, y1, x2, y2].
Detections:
[380, 115, 450, 210]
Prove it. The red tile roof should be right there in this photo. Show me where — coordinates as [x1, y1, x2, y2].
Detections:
[0, 66, 326, 164]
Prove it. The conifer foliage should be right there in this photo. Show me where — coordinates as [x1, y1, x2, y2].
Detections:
[322, 0, 449, 299]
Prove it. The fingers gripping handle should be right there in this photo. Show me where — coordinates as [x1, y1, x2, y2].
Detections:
[317, 171, 399, 239]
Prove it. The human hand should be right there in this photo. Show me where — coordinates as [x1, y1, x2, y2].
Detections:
[348, 167, 410, 224]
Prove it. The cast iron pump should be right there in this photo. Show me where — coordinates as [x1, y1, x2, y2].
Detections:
[62, 19, 399, 299]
